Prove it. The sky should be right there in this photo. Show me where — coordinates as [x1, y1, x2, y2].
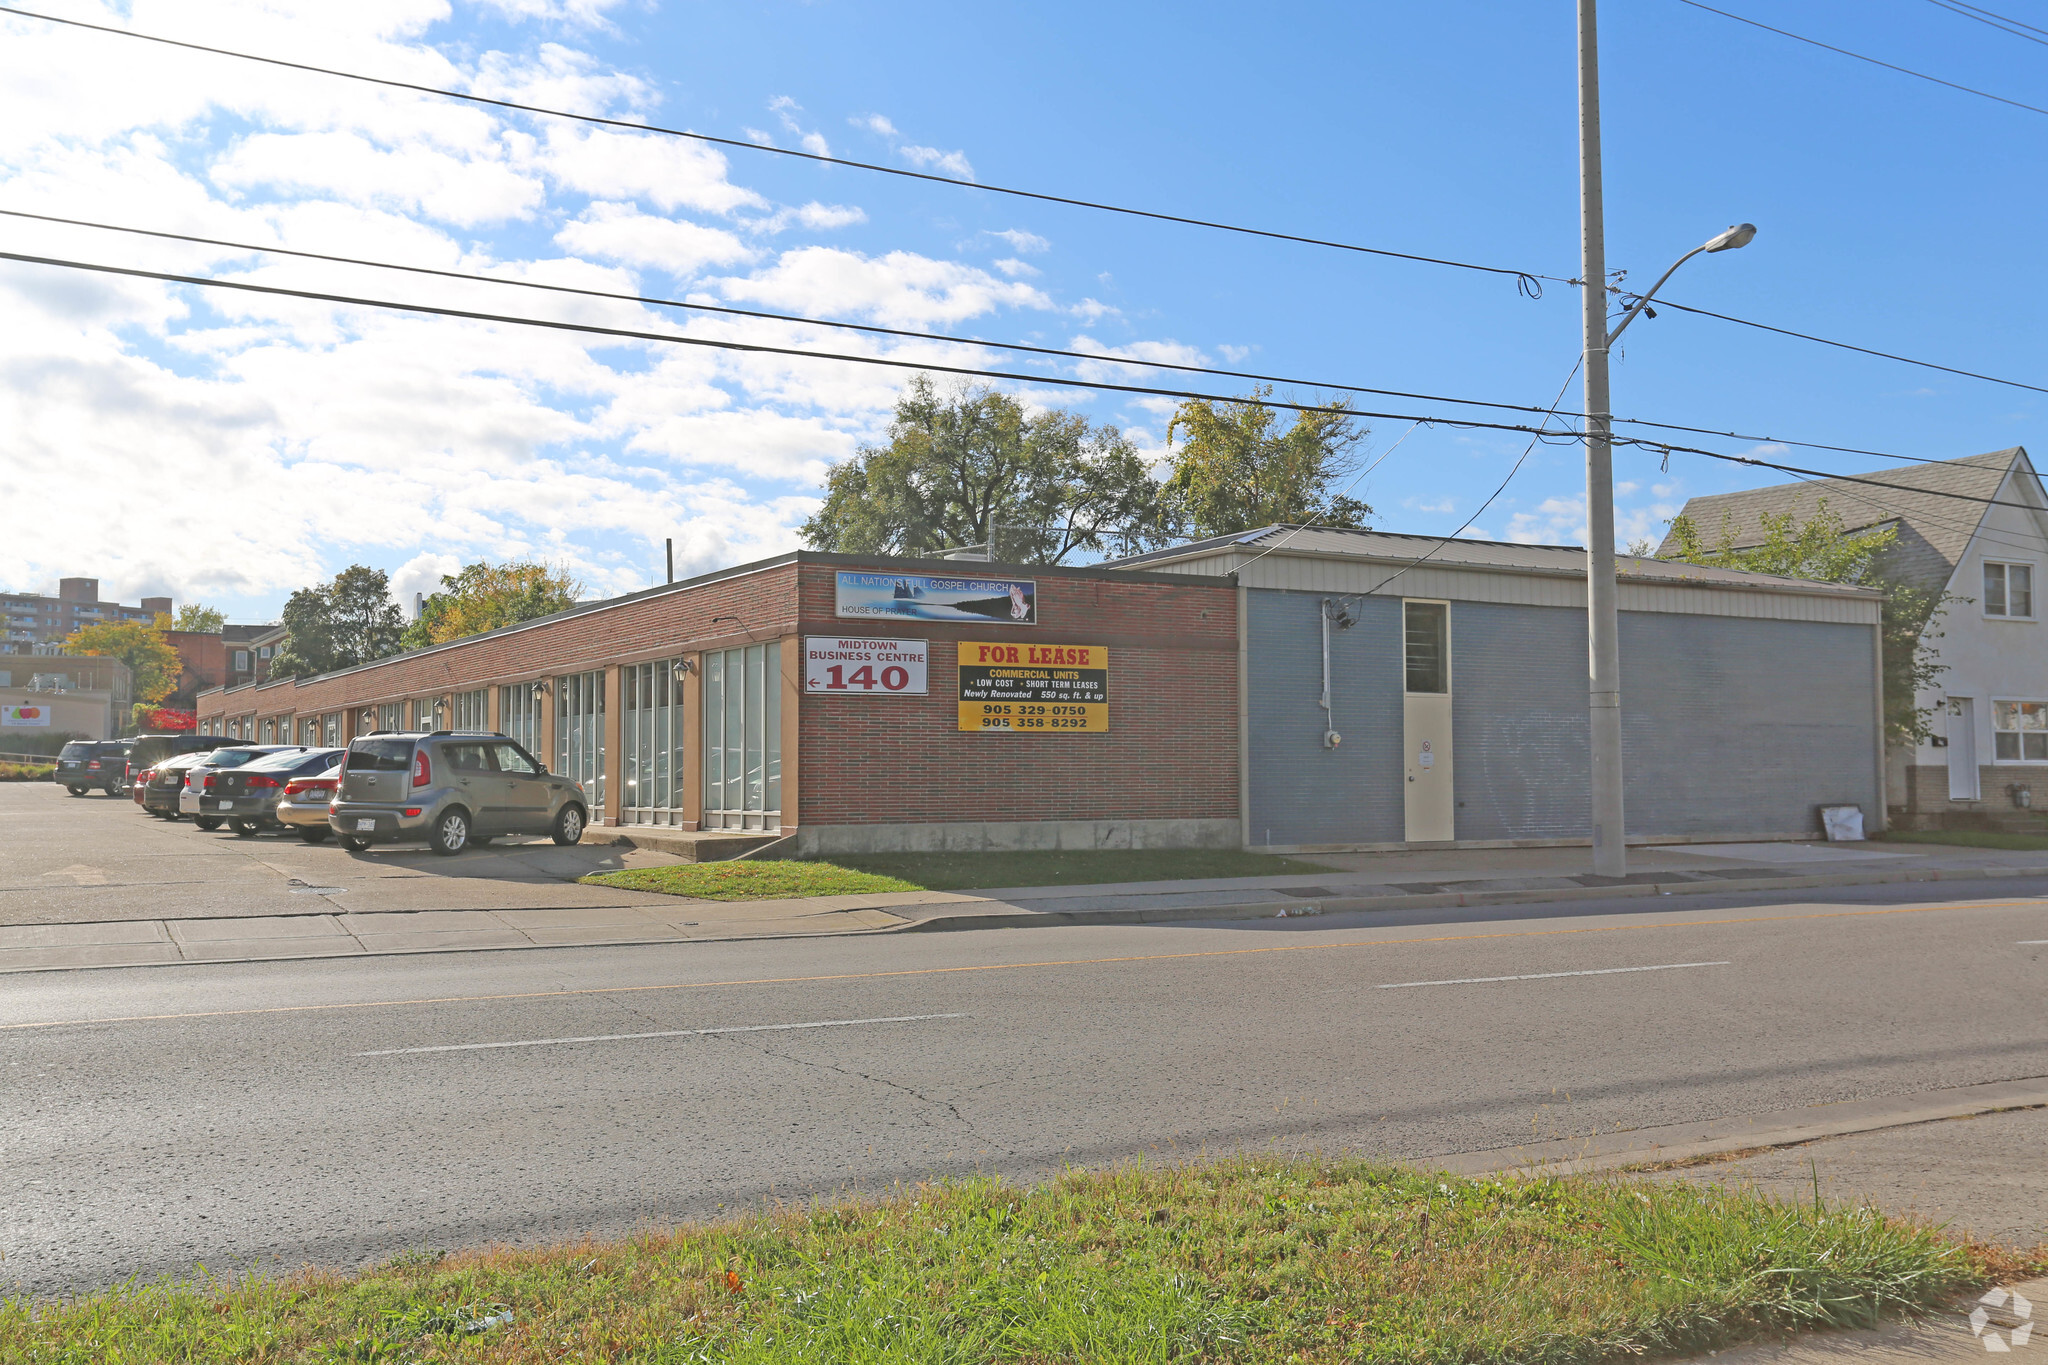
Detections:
[3, 0, 2044, 623]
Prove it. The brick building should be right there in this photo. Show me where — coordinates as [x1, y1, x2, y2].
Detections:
[3, 577, 169, 649]
[195, 552, 1240, 853]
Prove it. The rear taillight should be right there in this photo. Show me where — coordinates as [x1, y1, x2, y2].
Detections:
[202, 774, 217, 788]
[412, 750, 431, 788]
[181, 773, 192, 787]
[246, 774, 281, 790]
[86, 760, 101, 770]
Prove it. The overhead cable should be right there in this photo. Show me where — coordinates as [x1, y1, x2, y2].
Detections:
[0, 4, 1565, 295]
[1923, 0, 2048, 48]
[10, 244, 2036, 517]
[1650, 296, 2048, 398]
[0, 206, 1976, 467]
[1674, 0, 2048, 118]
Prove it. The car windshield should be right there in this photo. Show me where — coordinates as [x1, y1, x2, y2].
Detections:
[290, 750, 343, 776]
[205, 749, 266, 769]
[347, 739, 414, 771]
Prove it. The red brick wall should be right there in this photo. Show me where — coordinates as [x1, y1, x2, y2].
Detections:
[197, 561, 802, 727]
[794, 563, 1239, 826]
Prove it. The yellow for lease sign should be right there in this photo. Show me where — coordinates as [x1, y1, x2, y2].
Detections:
[956, 640, 1108, 732]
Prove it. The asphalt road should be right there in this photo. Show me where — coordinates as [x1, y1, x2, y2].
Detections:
[6, 868, 2047, 1297]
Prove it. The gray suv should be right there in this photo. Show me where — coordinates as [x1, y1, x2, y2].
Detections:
[329, 732, 588, 855]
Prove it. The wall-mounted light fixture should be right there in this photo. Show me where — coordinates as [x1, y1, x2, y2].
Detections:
[672, 658, 697, 681]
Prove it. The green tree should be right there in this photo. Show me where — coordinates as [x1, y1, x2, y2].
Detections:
[153, 603, 226, 633]
[801, 376, 1171, 563]
[1661, 503, 1950, 743]
[1161, 386, 1373, 536]
[63, 620, 181, 706]
[270, 565, 405, 679]
[400, 561, 585, 650]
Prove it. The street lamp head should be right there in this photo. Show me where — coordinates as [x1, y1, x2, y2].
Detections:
[1703, 222, 1757, 253]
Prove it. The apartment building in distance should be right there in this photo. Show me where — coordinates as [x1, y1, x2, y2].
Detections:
[2, 577, 169, 650]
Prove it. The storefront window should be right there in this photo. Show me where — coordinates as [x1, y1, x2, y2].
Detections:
[556, 670, 605, 809]
[622, 659, 688, 824]
[451, 688, 488, 732]
[702, 643, 780, 830]
[501, 682, 543, 755]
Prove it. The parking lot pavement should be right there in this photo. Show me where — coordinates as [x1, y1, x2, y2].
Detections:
[0, 780, 693, 927]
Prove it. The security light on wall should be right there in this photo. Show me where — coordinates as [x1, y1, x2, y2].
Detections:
[672, 659, 697, 680]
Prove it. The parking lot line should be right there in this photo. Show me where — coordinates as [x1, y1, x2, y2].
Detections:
[357, 1011, 970, 1056]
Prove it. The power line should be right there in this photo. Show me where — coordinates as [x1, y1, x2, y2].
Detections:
[11, 243, 2039, 520]
[0, 206, 1595, 427]
[1674, 0, 2048, 118]
[0, 206, 1982, 467]
[0, 246, 1580, 436]
[0, 4, 1566, 295]
[1924, 0, 2048, 48]
[1651, 297, 2048, 399]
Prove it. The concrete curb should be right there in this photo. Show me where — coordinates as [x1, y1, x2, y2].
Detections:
[1430, 1075, 2048, 1177]
[6, 859, 2045, 976]
[898, 860, 2048, 932]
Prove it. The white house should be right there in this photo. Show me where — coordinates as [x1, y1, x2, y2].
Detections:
[1661, 447, 2048, 826]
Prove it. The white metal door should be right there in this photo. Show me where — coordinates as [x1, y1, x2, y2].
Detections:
[1402, 600, 1455, 843]
[1947, 697, 1979, 800]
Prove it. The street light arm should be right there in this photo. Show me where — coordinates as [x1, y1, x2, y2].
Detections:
[1606, 244, 1705, 346]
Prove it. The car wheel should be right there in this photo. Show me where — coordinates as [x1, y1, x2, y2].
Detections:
[66, 785, 87, 796]
[299, 827, 331, 844]
[341, 835, 371, 852]
[194, 815, 224, 831]
[430, 808, 470, 856]
[103, 785, 122, 798]
[231, 819, 260, 836]
[550, 803, 586, 846]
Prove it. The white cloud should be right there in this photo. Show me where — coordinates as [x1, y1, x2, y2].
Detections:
[471, 43, 653, 115]
[554, 202, 758, 274]
[1507, 496, 1587, 546]
[986, 228, 1050, 254]
[768, 95, 830, 158]
[850, 113, 899, 138]
[1407, 498, 1456, 513]
[1066, 335, 1207, 383]
[717, 247, 1053, 328]
[475, 0, 629, 25]
[533, 124, 767, 214]
[211, 130, 546, 227]
[991, 258, 1039, 278]
[746, 201, 868, 234]
[898, 143, 974, 180]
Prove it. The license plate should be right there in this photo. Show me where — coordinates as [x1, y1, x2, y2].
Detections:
[355, 818, 376, 831]
[218, 801, 235, 810]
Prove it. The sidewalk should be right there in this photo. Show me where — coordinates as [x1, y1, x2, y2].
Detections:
[7, 836, 2048, 972]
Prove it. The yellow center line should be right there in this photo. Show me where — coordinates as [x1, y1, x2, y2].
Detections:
[5, 896, 2043, 1032]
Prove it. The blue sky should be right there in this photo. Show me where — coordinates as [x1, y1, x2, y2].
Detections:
[4, 0, 2042, 622]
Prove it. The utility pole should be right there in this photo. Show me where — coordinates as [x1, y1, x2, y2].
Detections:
[665, 538, 674, 585]
[1577, 0, 1626, 877]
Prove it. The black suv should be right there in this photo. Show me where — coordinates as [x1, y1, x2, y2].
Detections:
[54, 740, 135, 796]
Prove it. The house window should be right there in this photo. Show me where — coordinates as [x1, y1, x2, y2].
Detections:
[1993, 701, 2048, 761]
[233, 650, 251, 671]
[1984, 561, 2034, 618]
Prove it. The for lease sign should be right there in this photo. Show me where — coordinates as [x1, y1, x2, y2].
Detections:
[956, 640, 1108, 732]
[803, 637, 929, 695]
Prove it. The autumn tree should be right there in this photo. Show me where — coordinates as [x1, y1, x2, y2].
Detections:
[153, 603, 226, 633]
[400, 561, 585, 650]
[802, 376, 1172, 563]
[62, 621, 181, 705]
[1160, 386, 1373, 536]
[270, 565, 406, 679]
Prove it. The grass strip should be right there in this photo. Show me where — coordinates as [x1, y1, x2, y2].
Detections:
[579, 861, 919, 901]
[1876, 828, 2048, 851]
[4, 1158, 2032, 1365]
[809, 847, 1337, 891]
[0, 763, 56, 781]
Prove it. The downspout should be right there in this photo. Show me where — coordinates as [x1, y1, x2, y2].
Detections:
[1320, 599, 1342, 749]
